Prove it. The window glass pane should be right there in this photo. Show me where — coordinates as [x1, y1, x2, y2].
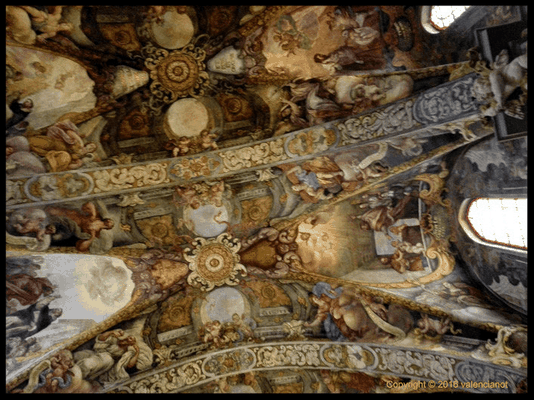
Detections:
[467, 198, 527, 249]
[430, 6, 471, 30]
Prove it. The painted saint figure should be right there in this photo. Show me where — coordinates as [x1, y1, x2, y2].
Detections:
[6, 294, 63, 341]
[28, 120, 98, 172]
[45, 201, 114, 253]
[6, 271, 55, 307]
[6, 98, 33, 130]
[314, 47, 385, 74]
[357, 192, 415, 238]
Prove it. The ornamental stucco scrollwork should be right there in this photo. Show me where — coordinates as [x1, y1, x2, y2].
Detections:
[203, 348, 256, 376]
[25, 172, 94, 202]
[285, 127, 337, 157]
[128, 360, 206, 394]
[336, 74, 480, 147]
[454, 361, 519, 393]
[6, 75, 483, 209]
[218, 137, 289, 172]
[413, 74, 479, 124]
[169, 155, 221, 180]
[376, 348, 456, 381]
[255, 344, 322, 368]
[105, 341, 526, 393]
[142, 42, 210, 114]
[92, 162, 171, 193]
[184, 233, 247, 291]
[336, 99, 420, 146]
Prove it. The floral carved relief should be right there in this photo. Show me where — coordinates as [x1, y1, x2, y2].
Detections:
[286, 127, 337, 157]
[413, 74, 479, 124]
[169, 156, 221, 181]
[92, 163, 171, 193]
[219, 138, 289, 172]
[336, 99, 420, 146]
[105, 341, 526, 393]
[184, 233, 247, 292]
[142, 43, 210, 114]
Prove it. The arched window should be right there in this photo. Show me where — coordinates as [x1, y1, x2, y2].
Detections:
[421, 6, 471, 34]
[459, 197, 527, 253]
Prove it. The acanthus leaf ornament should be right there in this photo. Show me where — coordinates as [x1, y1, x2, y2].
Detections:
[105, 341, 526, 393]
[184, 233, 247, 292]
[143, 43, 210, 114]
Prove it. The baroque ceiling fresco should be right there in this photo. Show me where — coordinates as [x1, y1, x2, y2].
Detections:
[5, 5, 527, 394]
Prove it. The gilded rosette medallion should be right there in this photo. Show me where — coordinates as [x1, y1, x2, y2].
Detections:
[184, 233, 247, 291]
[144, 43, 210, 104]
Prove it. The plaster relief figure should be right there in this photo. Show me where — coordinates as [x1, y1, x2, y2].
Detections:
[414, 313, 461, 341]
[472, 34, 528, 119]
[489, 48, 528, 116]
[198, 314, 257, 350]
[306, 283, 413, 342]
[74, 329, 153, 383]
[6, 6, 74, 45]
[279, 156, 345, 203]
[6, 135, 48, 178]
[8, 208, 54, 244]
[325, 74, 413, 115]
[17, 349, 100, 393]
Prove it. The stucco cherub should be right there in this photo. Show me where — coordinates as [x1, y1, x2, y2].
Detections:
[6, 6, 74, 45]
[472, 31, 527, 119]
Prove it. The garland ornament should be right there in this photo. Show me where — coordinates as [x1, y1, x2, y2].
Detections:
[184, 233, 247, 291]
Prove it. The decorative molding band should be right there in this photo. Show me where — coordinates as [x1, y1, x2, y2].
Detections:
[6, 74, 481, 209]
[104, 340, 526, 393]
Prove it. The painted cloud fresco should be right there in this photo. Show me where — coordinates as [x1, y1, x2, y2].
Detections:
[6, 46, 96, 130]
[6, 253, 135, 384]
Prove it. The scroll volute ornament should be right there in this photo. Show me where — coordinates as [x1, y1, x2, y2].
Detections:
[184, 233, 247, 292]
[144, 43, 210, 103]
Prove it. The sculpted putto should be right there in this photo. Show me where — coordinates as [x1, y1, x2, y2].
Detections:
[471, 33, 527, 119]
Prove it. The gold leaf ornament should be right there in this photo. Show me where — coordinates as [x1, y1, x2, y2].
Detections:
[184, 233, 247, 291]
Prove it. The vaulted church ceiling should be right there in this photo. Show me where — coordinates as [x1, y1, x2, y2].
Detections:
[6, 5, 527, 394]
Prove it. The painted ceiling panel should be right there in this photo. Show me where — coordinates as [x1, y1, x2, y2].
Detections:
[5, 5, 527, 394]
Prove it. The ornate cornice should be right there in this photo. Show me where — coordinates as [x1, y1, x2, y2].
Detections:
[103, 340, 527, 393]
[6, 74, 485, 210]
